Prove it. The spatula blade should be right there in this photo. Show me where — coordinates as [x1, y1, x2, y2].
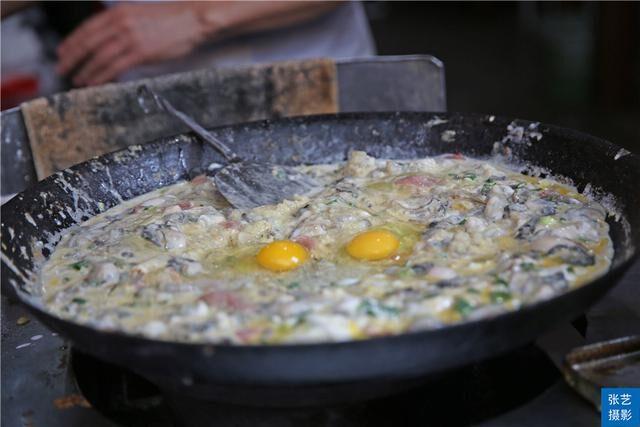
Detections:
[214, 162, 319, 209]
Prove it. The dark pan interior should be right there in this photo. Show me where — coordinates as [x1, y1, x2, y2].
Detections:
[1, 112, 638, 404]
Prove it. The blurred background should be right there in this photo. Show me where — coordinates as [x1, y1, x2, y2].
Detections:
[2, 1, 639, 152]
[367, 2, 639, 153]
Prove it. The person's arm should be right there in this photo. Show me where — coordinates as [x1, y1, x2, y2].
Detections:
[57, 1, 340, 87]
[198, 1, 340, 40]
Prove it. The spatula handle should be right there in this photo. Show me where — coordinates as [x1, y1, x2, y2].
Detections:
[137, 85, 239, 162]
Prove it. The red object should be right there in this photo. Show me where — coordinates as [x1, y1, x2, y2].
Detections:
[395, 175, 441, 187]
[200, 290, 248, 311]
[222, 220, 240, 230]
[443, 152, 465, 160]
[190, 175, 209, 185]
[294, 235, 316, 250]
[1, 74, 39, 110]
[178, 201, 193, 210]
[236, 327, 262, 343]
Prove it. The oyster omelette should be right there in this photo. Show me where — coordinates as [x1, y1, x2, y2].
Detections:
[38, 152, 612, 344]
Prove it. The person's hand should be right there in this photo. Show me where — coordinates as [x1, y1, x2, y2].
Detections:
[56, 3, 208, 86]
[57, 1, 340, 86]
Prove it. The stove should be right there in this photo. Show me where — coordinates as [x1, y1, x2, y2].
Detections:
[70, 343, 558, 427]
[2, 264, 638, 426]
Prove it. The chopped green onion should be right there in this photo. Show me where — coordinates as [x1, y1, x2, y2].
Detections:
[293, 310, 310, 326]
[379, 304, 400, 316]
[481, 180, 496, 195]
[494, 276, 509, 286]
[539, 216, 556, 226]
[521, 262, 536, 272]
[69, 260, 89, 271]
[490, 291, 512, 304]
[396, 267, 415, 278]
[453, 297, 474, 317]
[71, 297, 86, 305]
[359, 300, 377, 317]
[449, 171, 477, 181]
[359, 300, 400, 317]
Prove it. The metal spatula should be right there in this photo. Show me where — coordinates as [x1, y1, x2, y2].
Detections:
[137, 85, 319, 209]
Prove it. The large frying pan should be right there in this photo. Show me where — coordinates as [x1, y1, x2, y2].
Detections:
[2, 112, 638, 406]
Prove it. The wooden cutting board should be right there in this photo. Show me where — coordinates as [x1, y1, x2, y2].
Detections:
[21, 58, 338, 179]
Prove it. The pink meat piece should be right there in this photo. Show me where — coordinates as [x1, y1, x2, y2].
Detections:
[199, 290, 248, 311]
[294, 235, 316, 250]
[395, 175, 441, 187]
[191, 175, 209, 185]
[178, 201, 193, 210]
[223, 220, 240, 230]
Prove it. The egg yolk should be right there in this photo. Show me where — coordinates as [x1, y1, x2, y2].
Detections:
[257, 240, 309, 272]
[346, 230, 400, 261]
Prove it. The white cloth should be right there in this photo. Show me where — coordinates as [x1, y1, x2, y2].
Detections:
[119, 2, 376, 81]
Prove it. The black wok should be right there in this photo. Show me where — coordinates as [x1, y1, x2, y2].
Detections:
[1, 112, 638, 406]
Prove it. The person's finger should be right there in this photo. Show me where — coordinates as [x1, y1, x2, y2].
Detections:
[57, 8, 113, 55]
[84, 51, 140, 85]
[72, 36, 130, 86]
[56, 10, 118, 74]
[57, 27, 119, 75]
